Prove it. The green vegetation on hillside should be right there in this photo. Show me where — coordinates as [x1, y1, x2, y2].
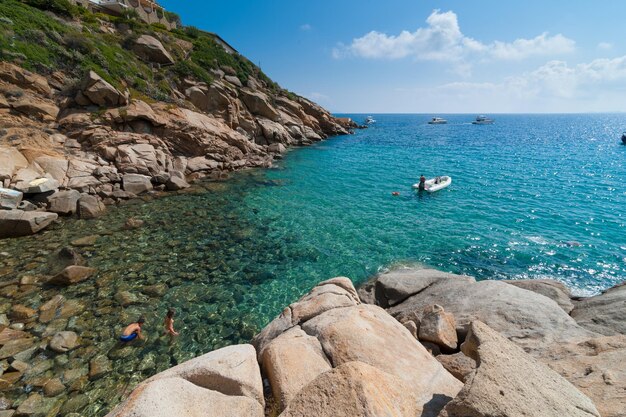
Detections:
[0, 0, 289, 102]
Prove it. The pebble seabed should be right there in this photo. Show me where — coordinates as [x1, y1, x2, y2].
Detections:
[0, 171, 321, 416]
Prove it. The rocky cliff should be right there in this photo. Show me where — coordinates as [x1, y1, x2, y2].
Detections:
[0, 1, 354, 238]
[106, 268, 626, 417]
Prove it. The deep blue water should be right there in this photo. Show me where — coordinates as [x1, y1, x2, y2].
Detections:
[247, 113, 626, 297]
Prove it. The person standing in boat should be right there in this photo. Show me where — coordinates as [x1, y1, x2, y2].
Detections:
[418, 174, 427, 191]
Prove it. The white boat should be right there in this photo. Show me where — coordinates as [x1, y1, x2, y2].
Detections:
[428, 117, 447, 125]
[472, 115, 494, 125]
[364, 116, 376, 125]
[412, 176, 452, 192]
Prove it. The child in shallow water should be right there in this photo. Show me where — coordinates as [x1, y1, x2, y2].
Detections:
[120, 317, 145, 342]
[164, 308, 179, 336]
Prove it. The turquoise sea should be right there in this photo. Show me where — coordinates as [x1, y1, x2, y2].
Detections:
[1, 113, 625, 415]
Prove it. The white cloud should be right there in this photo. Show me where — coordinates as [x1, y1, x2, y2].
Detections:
[425, 55, 626, 111]
[300, 23, 312, 31]
[334, 10, 574, 63]
[598, 42, 612, 50]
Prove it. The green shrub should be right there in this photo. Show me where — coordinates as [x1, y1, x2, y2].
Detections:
[63, 32, 94, 54]
[184, 26, 200, 39]
[151, 22, 167, 31]
[21, 0, 79, 18]
[172, 60, 212, 85]
[164, 11, 180, 25]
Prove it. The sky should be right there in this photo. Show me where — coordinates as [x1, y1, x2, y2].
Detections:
[159, 0, 626, 113]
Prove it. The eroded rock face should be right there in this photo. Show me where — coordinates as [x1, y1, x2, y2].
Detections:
[0, 62, 52, 96]
[442, 321, 600, 417]
[418, 304, 458, 351]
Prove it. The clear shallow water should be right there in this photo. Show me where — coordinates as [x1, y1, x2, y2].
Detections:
[0, 113, 625, 415]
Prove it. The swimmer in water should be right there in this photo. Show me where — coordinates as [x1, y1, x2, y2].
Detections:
[164, 308, 179, 337]
[119, 317, 145, 342]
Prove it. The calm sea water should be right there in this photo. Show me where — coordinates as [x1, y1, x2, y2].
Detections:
[1, 113, 624, 415]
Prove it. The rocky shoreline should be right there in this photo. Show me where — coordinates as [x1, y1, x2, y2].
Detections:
[0, 60, 355, 239]
[99, 267, 625, 417]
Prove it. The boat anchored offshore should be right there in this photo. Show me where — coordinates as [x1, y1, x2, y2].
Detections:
[364, 116, 376, 125]
[472, 115, 494, 125]
[412, 176, 452, 193]
[428, 117, 448, 125]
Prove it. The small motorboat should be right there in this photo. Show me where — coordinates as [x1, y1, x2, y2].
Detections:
[412, 176, 452, 192]
[622, 133, 626, 144]
[472, 115, 494, 125]
[364, 116, 376, 125]
[428, 117, 447, 125]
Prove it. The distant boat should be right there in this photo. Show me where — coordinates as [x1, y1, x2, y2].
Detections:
[364, 116, 376, 125]
[622, 133, 626, 144]
[428, 117, 448, 125]
[412, 176, 452, 193]
[472, 115, 494, 125]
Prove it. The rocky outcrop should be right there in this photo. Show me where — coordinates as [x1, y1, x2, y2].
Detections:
[253, 277, 463, 416]
[370, 268, 595, 354]
[441, 321, 600, 417]
[132, 35, 175, 65]
[0, 62, 51, 96]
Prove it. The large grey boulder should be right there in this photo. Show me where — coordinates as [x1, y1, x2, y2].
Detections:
[261, 326, 331, 410]
[47, 190, 80, 215]
[505, 278, 575, 313]
[441, 321, 600, 417]
[22, 178, 60, 194]
[0, 187, 22, 210]
[78, 194, 106, 219]
[571, 282, 626, 336]
[379, 268, 596, 354]
[107, 377, 263, 417]
[132, 35, 175, 65]
[240, 89, 280, 121]
[301, 303, 463, 416]
[122, 174, 153, 195]
[106, 344, 264, 417]
[0, 210, 57, 238]
[77, 71, 128, 107]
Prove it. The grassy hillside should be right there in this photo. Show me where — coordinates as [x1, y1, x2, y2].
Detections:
[0, 0, 281, 102]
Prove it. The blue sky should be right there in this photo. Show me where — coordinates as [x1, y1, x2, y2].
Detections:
[160, 0, 626, 113]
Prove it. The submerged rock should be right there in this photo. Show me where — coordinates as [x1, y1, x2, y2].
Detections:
[49, 331, 79, 353]
[48, 266, 96, 286]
